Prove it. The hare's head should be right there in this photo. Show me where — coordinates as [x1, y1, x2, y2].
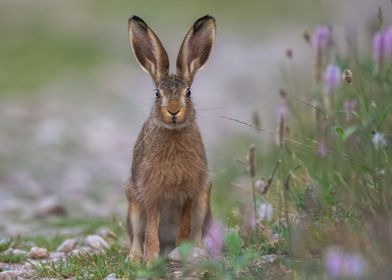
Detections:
[128, 15, 216, 129]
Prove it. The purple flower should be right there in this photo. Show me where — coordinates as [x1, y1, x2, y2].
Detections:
[385, 26, 392, 61]
[312, 25, 332, 82]
[326, 248, 342, 278]
[373, 31, 385, 67]
[324, 64, 341, 93]
[372, 26, 392, 72]
[312, 26, 331, 55]
[204, 220, 224, 258]
[325, 247, 366, 278]
[276, 104, 289, 121]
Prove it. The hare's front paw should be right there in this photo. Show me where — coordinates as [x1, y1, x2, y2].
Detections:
[128, 248, 143, 263]
[144, 249, 159, 264]
[143, 241, 159, 264]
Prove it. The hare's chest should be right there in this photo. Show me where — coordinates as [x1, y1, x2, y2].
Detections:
[141, 138, 206, 194]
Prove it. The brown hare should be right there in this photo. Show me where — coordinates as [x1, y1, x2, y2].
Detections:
[125, 15, 216, 263]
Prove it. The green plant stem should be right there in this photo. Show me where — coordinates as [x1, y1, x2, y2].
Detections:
[283, 174, 293, 258]
[251, 175, 257, 224]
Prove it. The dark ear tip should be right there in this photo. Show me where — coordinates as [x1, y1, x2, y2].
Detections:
[193, 15, 216, 31]
[128, 15, 147, 26]
[198, 15, 215, 23]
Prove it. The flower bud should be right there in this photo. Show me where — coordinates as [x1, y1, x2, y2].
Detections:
[324, 64, 341, 94]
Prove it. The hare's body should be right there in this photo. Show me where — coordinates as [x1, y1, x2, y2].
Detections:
[125, 16, 216, 262]
[131, 119, 207, 207]
[126, 116, 210, 256]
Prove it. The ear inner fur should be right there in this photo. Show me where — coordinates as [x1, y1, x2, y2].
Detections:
[128, 16, 170, 85]
[176, 15, 216, 83]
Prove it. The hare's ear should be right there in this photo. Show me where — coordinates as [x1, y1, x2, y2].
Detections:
[176, 15, 216, 83]
[128, 16, 169, 85]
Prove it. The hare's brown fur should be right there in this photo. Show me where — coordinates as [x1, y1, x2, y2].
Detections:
[125, 15, 216, 262]
[131, 116, 207, 208]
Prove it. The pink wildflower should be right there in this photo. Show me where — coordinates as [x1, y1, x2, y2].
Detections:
[373, 31, 385, 72]
[385, 26, 392, 61]
[204, 220, 225, 258]
[324, 64, 341, 94]
[312, 26, 331, 56]
[325, 247, 366, 278]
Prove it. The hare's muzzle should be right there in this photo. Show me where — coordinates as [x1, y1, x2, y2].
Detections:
[167, 109, 180, 124]
[161, 105, 186, 125]
[167, 109, 180, 116]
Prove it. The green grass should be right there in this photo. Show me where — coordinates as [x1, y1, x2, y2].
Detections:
[0, 253, 27, 264]
[35, 245, 165, 279]
[36, 246, 142, 279]
[48, 216, 123, 236]
[32, 232, 282, 279]
[0, 235, 67, 253]
[0, 23, 108, 92]
[21, 235, 67, 252]
[0, 239, 12, 253]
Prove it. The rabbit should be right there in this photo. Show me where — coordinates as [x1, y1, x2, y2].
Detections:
[125, 15, 216, 263]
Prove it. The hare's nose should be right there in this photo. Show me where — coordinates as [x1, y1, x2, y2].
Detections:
[168, 109, 180, 116]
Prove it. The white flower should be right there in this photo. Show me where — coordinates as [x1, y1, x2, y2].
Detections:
[372, 132, 388, 149]
[258, 203, 273, 221]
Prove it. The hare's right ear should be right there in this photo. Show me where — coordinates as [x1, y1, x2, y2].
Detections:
[128, 16, 169, 85]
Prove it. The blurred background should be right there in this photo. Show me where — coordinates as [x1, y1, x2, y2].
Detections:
[0, 0, 391, 236]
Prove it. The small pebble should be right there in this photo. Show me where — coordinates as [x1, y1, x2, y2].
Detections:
[0, 270, 35, 279]
[167, 247, 207, 263]
[71, 246, 95, 256]
[3, 248, 28, 256]
[167, 247, 181, 262]
[29, 246, 49, 259]
[97, 228, 118, 240]
[12, 249, 28, 255]
[105, 273, 117, 280]
[189, 247, 207, 260]
[56, 238, 77, 253]
[85, 235, 109, 250]
[49, 251, 66, 260]
[23, 262, 34, 269]
[260, 254, 278, 264]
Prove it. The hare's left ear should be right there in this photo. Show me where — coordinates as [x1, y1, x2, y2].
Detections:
[176, 15, 216, 84]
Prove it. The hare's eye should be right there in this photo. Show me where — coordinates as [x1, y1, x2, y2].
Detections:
[155, 89, 161, 98]
[186, 88, 191, 97]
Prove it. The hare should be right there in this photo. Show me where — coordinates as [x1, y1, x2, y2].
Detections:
[125, 15, 216, 263]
